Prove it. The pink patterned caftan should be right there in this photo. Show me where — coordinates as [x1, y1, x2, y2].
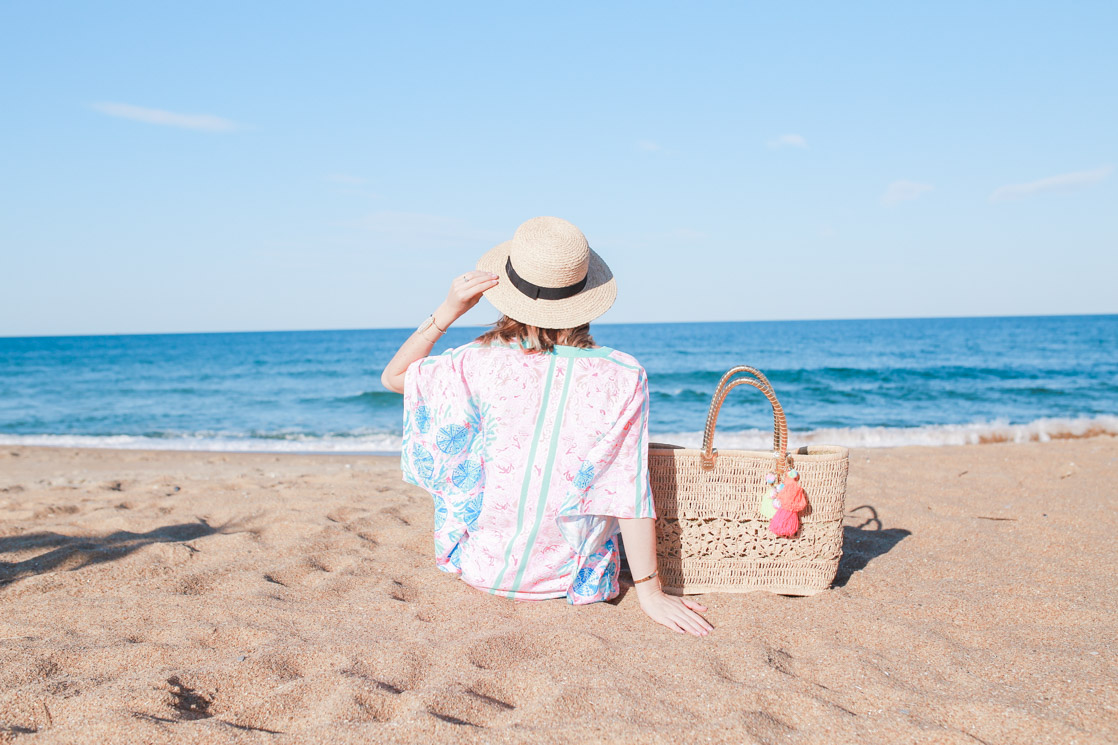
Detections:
[400, 341, 655, 604]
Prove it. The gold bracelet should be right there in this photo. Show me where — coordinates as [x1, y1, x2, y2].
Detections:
[430, 314, 448, 334]
[633, 569, 658, 585]
[418, 315, 445, 343]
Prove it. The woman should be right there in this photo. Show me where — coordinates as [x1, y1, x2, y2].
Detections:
[381, 217, 711, 636]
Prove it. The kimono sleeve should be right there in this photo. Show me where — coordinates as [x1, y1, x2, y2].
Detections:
[400, 347, 485, 575]
[579, 366, 655, 520]
[555, 366, 655, 563]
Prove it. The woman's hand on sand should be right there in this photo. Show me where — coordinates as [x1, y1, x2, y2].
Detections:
[636, 588, 712, 637]
[439, 271, 499, 324]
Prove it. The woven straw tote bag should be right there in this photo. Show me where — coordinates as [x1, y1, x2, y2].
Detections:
[649, 366, 849, 596]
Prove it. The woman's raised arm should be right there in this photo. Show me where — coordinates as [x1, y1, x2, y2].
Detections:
[380, 271, 499, 394]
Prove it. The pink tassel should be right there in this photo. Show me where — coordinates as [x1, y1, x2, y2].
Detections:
[770, 508, 800, 537]
[779, 477, 807, 513]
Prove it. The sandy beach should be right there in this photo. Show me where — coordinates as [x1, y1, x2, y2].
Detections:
[1, 439, 1115, 744]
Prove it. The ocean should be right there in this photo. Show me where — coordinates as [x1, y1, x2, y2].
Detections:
[1, 315, 1116, 453]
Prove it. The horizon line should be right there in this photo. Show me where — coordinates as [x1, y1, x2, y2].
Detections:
[2, 311, 1116, 340]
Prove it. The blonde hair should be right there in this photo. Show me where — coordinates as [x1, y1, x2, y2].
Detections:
[475, 315, 596, 354]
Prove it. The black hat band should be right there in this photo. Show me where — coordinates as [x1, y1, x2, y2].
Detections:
[505, 256, 588, 300]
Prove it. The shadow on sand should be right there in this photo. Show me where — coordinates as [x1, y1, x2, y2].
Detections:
[0, 519, 227, 587]
[613, 503, 909, 599]
[834, 505, 911, 587]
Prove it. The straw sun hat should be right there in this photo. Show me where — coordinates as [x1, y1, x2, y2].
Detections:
[475, 217, 617, 329]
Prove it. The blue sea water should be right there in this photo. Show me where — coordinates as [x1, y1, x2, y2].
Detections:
[1, 316, 1116, 452]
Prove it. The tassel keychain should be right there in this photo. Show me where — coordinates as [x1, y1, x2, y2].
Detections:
[767, 468, 806, 537]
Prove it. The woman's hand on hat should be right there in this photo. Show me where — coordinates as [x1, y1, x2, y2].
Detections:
[439, 271, 500, 324]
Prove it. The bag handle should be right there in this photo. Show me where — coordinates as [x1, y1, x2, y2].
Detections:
[700, 366, 789, 474]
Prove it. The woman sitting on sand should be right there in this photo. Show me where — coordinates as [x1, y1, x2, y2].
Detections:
[381, 217, 711, 636]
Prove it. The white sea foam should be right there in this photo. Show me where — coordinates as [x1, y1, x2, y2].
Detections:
[1, 415, 1115, 454]
[651, 415, 1118, 450]
[0, 432, 404, 455]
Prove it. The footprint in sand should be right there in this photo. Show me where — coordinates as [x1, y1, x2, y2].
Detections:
[342, 663, 410, 723]
[325, 506, 365, 524]
[707, 644, 794, 685]
[465, 632, 540, 671]
[261, 553, 338, 590]
[165, 676, 213, 721]
[389, 579, 418, 603]
[306, 555, 335, 573]
[352, 690, 399, 723]
[255, 651, 306, 683]
[30, 504, 80, 519]
[355, 531, 379, 546]
[426, 682, 517, 729]
[324, 509, 380, 548]
[379, 505, 411, 526]
[341, 651, 427, 724]
[740, 708, 797, 739]
[764, 646, 795, 676]
[176, 571, 217, 596]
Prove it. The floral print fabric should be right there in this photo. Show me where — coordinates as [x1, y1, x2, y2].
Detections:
[400, 341, 654, 604]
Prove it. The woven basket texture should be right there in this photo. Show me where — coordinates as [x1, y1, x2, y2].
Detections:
[649, 444, 849, 595]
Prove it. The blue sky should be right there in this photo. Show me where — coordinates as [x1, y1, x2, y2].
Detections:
[1, 1, 1115, 336]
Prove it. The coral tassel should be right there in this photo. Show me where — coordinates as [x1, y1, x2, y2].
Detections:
[770, 508, 800, 537]
[779, 477, 807, 513]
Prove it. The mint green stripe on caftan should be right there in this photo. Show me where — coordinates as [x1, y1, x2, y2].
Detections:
[604, 356, 642, 372]
[634, 375, 649, 517]
[489, 354, 557, 595]
[508, 359, 574, 595]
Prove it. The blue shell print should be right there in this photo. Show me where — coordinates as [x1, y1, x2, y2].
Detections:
[433, 496, 448, 531]
[451, 458, 483, 491]
[411, 443, 434, 481]
[572, 567, 599, 598]
[436, 424, 470, 454]
[574, 461, 595, 491]
[459, 491, 483, 529]
[414, 404, 431, 434]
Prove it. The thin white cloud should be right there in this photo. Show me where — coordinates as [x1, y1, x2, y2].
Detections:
[91, 102, 241, 132]
[767, 133, 807, 149]
[989, 166, 1112, 202]
[637, 139, 662, 152]
[881, 180, 934, 206]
